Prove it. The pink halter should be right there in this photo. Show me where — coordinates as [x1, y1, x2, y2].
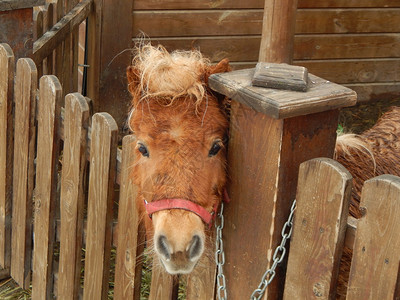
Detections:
[144, 189, 231, 228]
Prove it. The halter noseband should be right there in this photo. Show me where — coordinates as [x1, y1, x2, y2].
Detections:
[144, 189, 230, 228]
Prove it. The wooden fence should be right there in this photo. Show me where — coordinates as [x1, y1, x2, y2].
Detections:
[0, 42, 139, 299]
[284, 158, 400, 299]
[1, 42, 400, 299]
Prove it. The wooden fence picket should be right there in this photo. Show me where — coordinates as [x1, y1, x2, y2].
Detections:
[149, 266, 176, 300]
[284, 158, 352, 300]
[31, 75, 62, 299]
[10, 58, 37, 289]
[347, 175, 400, 300]
[114, 135, 140, 300]
[83, 113, 118, 300]
[0, 43, 14, 272]
[186, 231, 217, 299]
[58, 93, 90, 299]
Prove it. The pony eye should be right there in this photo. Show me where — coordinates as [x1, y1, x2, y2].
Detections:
[208, 141, 222, 157]
[138, 143, 149, 157]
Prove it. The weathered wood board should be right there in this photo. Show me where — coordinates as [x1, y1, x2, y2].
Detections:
[209, 68, 356, 119]
[133, 10, 400, 37]
[31, 75, 62, 299]
[132, 0, 400, 10]
[347, 175, 400, 300]
[186, 230, 217, 299]
[114, 135, 140, 300]
[283, 158, 352, 299]
[252, 62, 308, 92]
[58, 93, 89, 300]
[0, 44, 14, 272]
[10, 58, 37, 289]
[149, 265, 176, 300]
[87, 0, 133, 131]
[83, 113, 118, 300]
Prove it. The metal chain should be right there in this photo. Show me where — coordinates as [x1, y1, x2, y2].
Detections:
[250, 199, 297, 300]
[215, 199, 296, 300]
[215, 201, 227, 300]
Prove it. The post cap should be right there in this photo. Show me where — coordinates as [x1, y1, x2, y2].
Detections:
[209, 67, 357, 119]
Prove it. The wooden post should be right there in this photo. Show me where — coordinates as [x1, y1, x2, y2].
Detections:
[208, 1, 356, 298]
[209, 69, 356, 299]
[259, 0, 298, 63]
[87, 0, 133, 131]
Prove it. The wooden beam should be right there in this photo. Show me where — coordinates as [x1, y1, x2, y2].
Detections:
[131, 0, 400, 10]
[0, 0, 45, 11]
[259, 0, 298, 63]
[32, 0, 92, 65]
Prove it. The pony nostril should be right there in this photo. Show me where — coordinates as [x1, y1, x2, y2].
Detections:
[188, 235, 203, 261]
[157, 235, 171, 261]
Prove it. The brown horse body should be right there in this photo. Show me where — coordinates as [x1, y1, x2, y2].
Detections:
[335, 106, 400, 298]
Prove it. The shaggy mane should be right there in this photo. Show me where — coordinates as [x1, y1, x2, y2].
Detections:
[335, 133, 376, 173]
[132, 44, 210, 106]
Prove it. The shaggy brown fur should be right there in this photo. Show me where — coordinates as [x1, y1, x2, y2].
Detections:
[334, 106, 400, 298]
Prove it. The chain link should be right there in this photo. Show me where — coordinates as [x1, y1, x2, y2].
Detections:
[215, 199, 296, 300]
[250, 199, 297, 300]
[215, 201, 227, 300]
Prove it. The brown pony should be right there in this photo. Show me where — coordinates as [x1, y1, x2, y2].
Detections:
[335, 106, 400, 298]
[126, 44, 230, 274]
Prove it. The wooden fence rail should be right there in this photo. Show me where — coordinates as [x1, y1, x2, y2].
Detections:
[1, 42, 400, 299]
[32, 0, 92, 97]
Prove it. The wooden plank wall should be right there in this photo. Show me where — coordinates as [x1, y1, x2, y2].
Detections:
[132, 0, 400, 103]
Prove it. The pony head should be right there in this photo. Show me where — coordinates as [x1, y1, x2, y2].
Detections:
[127, 44, 230, 274]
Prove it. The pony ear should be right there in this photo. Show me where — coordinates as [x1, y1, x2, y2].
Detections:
[204, 58, 230, 85]
[126, 65, 141, 98]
